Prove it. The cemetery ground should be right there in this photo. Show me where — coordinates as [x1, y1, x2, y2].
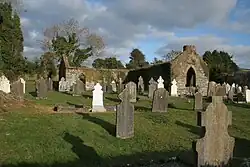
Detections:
[0, 81, 250, 167]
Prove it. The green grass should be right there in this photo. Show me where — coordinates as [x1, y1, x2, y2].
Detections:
[0, 81, 250, 166]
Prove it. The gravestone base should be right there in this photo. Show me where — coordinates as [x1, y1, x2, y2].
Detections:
[130, 99, 136, 103]
[92, 105, 106, 112]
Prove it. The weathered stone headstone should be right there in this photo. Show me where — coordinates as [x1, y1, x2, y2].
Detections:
[0, 75, 10, 93]
[228, 88, 234, 101]
[207, 81, 216, 97]
[157, 76, 164, 88]
[92, 83, 106, 112]
[102, 82, 107, 93]
[118, 77, 124, 92]
[215, 85, 226, 96]
[59, 77, 67, 92]
[11, 80, 24, 99]
[152, 88, 169, 112]
[237, 86, 242, 93]
[72, 79, 84, 96]
[231, 83, 236, 94]
[138, 76, 144, 94]
[111, 80, 117, 92]
[47, 78, 53, 91]
[195, 96, 235, 167]
[194, 92, 202, 112]
[148, 77, 157, 99]
[226, 83, 231, 95]
[116, 88, 134, 139]
[125, 82, 137, 103]
[36, 78, 48, 99]
[246, 89, 250, 103]
[20, 78, 25, 94]
[243, 86, 248, 96]
[170, 79, 178, 96]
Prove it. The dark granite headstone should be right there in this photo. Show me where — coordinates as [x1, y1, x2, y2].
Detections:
[194, 92, 202, 111]
[152, 88, 169, 112]
[37, 78, 48, 99]
[11, 80, 24, 99]
[195, 96, 235, 167]
[116, 88, 134, 139]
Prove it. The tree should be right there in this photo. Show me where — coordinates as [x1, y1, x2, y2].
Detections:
[162, 50, 181, 62]
[125, 48, 149, 69]
[92, 57, 124, 69]
[151, 57, 163, 65]
[203, 50, 239, 83]
[40, 18, 105, 66]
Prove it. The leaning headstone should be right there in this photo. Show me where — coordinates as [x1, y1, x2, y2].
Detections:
[111, 80, 117, 92]
[92, 83, 106, 112]
[246, 89, 250, 103]
[148, 77, 157, 99]
[125, 82, 137, 103]
[0, 75, 10, 93]
[11, 80, 24, 99]
[20, 78, 25, 94]
[157, 76, 164, 88]
[59, 77, 67, 92]
[170, 79, 178, 96]
[152, 88, 169, 112]
[72, 79, 84, 96]
[138, 76, 144, 94]
[36, 78, 48, 99]
[194, 92, 202, 112]
[116, 88, 134, 139]
[195, 96, 235, 167]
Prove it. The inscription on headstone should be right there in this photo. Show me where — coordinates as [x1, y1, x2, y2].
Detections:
[125, 82, 137, 103]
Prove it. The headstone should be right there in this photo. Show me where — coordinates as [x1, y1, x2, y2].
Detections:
[0, 75, 10, 93]
[138, 76, 144, 94]
[195, 96, 235, 167]
[232, 83, 236, 93]
[36, 78, 48, 99]
[11, 80, 24, 99]
[237, 86, 242, 93]
[228, 88, 234, 101]
[152, 88, 169, 112]
[226, 83, 231, 94]
[102, 82, 107, 93]
[72, 79, 84, 96]
[118, 77, 124, 92]
[194, 92, 202, 112]
[59, 77, 67, 92]
[92, 83, 106, 112]
[246, 89, 250, 103]
[157, 76, 164, 88]
[125, 82, 137, 103]
[47, 78, 53, 91]
[20, 78, 25, 94]
[116, 88, 134, 139]
[170, 79, 178, 96]
[111, 80, 117, 92]
[243, 86, 248, 96]
[207, 81, 216, 97]
[148, 77, 157, 99]
[215, 85, 226, 96]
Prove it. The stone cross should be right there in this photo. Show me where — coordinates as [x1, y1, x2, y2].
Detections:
[116, 88, 134, 139]
[111, 80, 117, 92]
[194, 92, 202, 112]
[36, 78, 48, 99]
[195, 96, 235, 167]
[148, 77, 157, 99]
[152, 88, 169, 112]
[170, 79, 178, 96]
[125, 82, 137, 103]
[138, 76, 144, 94]
[92, 83, 106, 112]
[20, 78, 25, 94]
[157, 76, 164, 88]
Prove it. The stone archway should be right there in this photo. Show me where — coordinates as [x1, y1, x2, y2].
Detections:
[186, 67, 196, 87]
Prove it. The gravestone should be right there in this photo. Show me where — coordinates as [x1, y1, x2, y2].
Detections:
[0, 75, 10, 93]
[246, 89, 250, 103]
[92, 83, 106, 112]
[11, 80, 24, 99]
[138, 76, 144, 94]
[215, 85, 226, 96]
[152, 88, 169, 112]
[231, 83, 236, 94]
[102, 82, 107, 93]
[195, 96, 235, 167]
[237, 86, 242, 93]
[20, 78, 25, 94]
[194, 92, 202, 112]
[207, 81, 216, 97]
[111, 80, 117, 92]
[116, 88, 134, 139]
[226, 83, 231, 95]
[228, 88, 234, 101]
[47, 78, 53, 91]
[148, 77, 157, 99]
[125, 82, 137, 103]
[72, 79, 84, 96]
[59, 77, 67, 92]
[157, 76, 164, 88]
[243, 86, 248, 96]
[118, 77, 124, 92]
[36, 78, 48, 99]
[170, 79, 178, 96]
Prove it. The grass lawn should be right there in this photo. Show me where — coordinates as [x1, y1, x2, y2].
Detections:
[0, 81, 250, 167]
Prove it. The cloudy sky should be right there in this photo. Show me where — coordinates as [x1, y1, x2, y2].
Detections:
[20, 0, 250, 68]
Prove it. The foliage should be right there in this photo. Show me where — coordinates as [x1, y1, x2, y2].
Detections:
[92, 57, 125, 69]
[151, 57, 163, 65]
[162, 50, 181, 62]
[203, 50, 239, 83]
[126, 48, 149, 69]
[40, 52, 57, 78]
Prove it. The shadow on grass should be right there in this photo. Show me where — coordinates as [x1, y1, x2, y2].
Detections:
[175, 121, 201, 136]
[82, 94, 93, 98]
[143, 113, 168, 125]
[105, 96, 120, 103]
[227, 102, 250, 109]
[134, 105, 151, 112]
[29, 91, 37, 97]
[66, 102, 83, 108]
[77, 113, 116, 137]
[168, 103, 193, 111]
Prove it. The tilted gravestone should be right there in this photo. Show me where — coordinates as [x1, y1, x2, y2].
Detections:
[36, 78, 48, 99]
[72, 79, 85, 96]
[11, 80, 24, 100]
[148, 77, 157, 99]
[195, 96, 235, 167]
[125, 82, 137, 103]
[138, 76, 144, 94]
[194, 92, 202, 112]
[116, 88, 134, 139]
[152, 88, 169, 112]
